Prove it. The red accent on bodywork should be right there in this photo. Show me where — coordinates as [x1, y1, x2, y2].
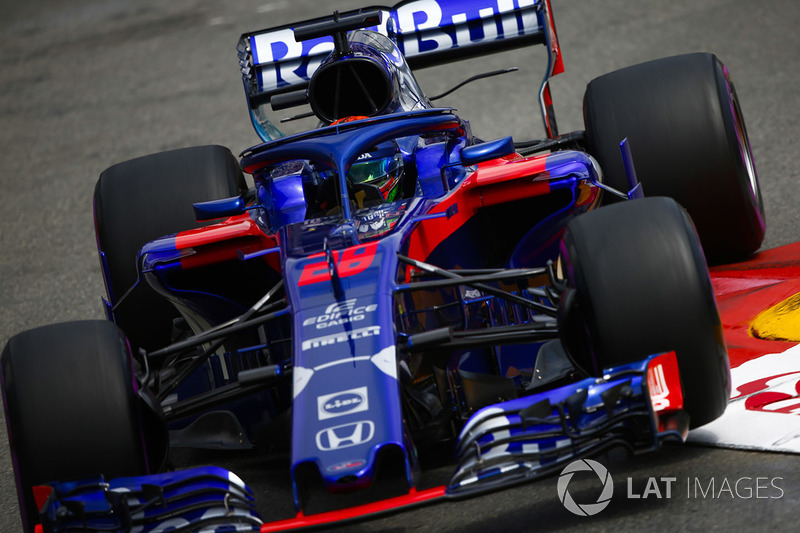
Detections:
[173, 216, 279, 271]
[260, 486, 446, 532]
[463, 157, 548, 189]
[175, 217, 264, 249]
[331, 115, 370, 125]
[32, 485, 52, 513]
[646, 351, 685, 435]
[406, 155, 551, 262]
[297, 257, 331, 286]
[298, 241, 379, 286]
[543, 0, 565, 75]
[542, 82, 554, 110]
[405, 179, 478, 263]
[465, 157, 551, 208]
[710, 242, 800, 368]
[646, 351, 683, 414]
[477, 179, 551, 208]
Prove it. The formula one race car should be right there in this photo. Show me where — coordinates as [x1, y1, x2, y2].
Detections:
[1, 1, 765, 531]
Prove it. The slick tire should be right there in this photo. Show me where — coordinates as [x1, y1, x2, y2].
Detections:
[584, 53, 765, 263]
[1, 321, 157, 532]
[94, 145, 247, 351]
[559, 197, 730, 428]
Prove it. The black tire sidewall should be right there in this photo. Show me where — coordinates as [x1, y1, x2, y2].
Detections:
[94, 145, 246, 350]
[584, 53, 765, 262]
[561, 198, 730, 427]
[2, 321, 148, 531]
[712, 61, 766, 250]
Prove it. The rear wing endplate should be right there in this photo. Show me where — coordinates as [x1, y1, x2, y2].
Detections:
[238, 0, 563, 141]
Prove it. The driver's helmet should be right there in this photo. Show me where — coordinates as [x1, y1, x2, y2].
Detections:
[348, 151, 404, 203]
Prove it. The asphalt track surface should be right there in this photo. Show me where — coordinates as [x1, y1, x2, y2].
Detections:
[1, 1, 799, 531]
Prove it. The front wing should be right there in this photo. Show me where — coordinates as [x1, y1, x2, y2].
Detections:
[35, 353, 684, 532]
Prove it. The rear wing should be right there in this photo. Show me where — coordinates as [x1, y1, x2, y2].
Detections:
[237, 0, 563, 141]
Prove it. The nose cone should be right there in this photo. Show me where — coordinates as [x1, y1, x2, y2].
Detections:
[284, 238, 416, 512]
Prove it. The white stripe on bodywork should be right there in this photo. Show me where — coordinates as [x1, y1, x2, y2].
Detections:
[292, 348, 396, 398]
[371, 345, 397, 379]
[293, 366, 314, 398]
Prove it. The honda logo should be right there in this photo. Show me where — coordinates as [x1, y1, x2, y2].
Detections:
[316, 420, 375, 451]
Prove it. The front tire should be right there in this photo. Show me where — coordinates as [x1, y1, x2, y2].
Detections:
[94, 145, 247, 351]
[559, 198, 730, 428]
[584, 53, 765, 263]
[1, 321, 157, 532]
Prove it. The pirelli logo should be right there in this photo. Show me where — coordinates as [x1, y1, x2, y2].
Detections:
[301, 326, 381, 351]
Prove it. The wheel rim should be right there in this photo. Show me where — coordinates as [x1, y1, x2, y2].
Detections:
[724, 67, 762, 212]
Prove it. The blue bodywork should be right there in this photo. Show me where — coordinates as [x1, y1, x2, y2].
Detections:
[30, 1, 694, 531]
[61, 106, 668, 529]
[38, 467, 262, 532]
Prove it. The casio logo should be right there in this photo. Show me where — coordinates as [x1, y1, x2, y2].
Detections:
[302, 299, 379, 329]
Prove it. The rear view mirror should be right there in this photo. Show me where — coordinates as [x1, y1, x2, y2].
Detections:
[460, 137, 515, 166]
[193, 196, 245, 221]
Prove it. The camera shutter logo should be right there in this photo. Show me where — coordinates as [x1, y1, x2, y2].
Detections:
[557, 459, 614, 516]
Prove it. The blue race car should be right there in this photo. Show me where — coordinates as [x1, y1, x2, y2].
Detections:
[1, 1, 764, 531]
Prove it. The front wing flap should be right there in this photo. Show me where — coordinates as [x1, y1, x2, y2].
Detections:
[448, 353, 687, 496]
[36, 467, 262, 533]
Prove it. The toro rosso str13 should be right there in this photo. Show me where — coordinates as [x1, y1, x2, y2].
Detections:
[1, 0, 765, 531]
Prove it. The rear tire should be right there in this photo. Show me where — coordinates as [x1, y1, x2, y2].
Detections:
[584, 53, 765, 263]
[94, 145, 247, 351]
[559, 198, 730, 428]
[1, 321, 154, 532]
